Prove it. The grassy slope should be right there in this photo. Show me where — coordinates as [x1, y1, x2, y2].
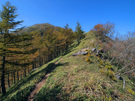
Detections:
[35, 32, 135, 101]
[1, 32, 135, 101]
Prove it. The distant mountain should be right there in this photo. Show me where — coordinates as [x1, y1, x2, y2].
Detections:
[20, 23, 62, 34]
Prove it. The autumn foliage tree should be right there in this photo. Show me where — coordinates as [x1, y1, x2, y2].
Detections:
[93, 22, 115, 42]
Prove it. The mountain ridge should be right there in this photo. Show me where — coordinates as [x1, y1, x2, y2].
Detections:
[1, 31, 135, 101]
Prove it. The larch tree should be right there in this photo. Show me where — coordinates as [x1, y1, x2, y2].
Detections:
[0, 2, 23, 94]
[64, 24, 75, 51]
[75, 22, 84, 44]
[0, 2, 34, 95]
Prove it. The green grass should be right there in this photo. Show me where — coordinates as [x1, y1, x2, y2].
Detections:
[1, 32, 135, 101]
[34, 54, 131, 101]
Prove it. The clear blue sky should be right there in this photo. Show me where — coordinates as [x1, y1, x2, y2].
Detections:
[0, 0, 135, 35]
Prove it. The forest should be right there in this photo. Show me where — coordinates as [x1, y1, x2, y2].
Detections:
[0, 1, 135, 100]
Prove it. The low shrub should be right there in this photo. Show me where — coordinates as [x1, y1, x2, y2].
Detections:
[127, 89, 135, 95]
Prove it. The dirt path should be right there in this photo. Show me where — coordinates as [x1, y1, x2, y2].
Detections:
[28, 74, 50, 101]
[28, 57, 62, 101]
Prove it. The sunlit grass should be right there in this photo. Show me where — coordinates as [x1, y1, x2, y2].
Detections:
[35, 32, 135, 101]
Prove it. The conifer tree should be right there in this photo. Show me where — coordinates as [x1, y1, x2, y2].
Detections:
[75, 22, 84, 44]
[0, 2, 36, 95]
[64, 24, 75, 51]
[0, 2, 23, 94]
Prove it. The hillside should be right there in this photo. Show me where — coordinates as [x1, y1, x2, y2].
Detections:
[20, 23, 65, 36]
[1, 31, 135, 101]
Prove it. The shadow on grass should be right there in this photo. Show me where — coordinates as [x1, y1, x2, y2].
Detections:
[34, 84, 88, 101]
[1, 62, 69, 101]
[62, 42, 80, 56]
[63, 35, 86, 56]
[34, 84, 69, 101]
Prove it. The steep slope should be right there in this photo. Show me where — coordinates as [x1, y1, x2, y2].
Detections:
[1, 32, 135, 101]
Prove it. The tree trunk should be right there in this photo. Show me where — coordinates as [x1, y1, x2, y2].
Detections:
[24, 67, 26, 77]
[11, 74, 13, 85]
[39, 58, 42, 67]
[1, 56, 6, 95]
[17, 71, 19, 81]
[20, 71, 22, 80]
[32, 62, 35, 69]
[28, 66, 30, 74]
[7, 73, 10, 88]
[13, 72, 16, 84]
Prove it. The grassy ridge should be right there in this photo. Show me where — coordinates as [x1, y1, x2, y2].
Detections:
[1, 32, 135, 101]
[35, 55, 135, 100]
[34, 32, 135, 101]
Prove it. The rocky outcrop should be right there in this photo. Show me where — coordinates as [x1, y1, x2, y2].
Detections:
[72, 47, 105, 57]
[72, 51, 88, 56]
[72, 47, 89, 56]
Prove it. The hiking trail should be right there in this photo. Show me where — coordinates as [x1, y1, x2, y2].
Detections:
[28, 57, 62, 101]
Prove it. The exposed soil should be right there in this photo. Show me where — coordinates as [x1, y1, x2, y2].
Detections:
[28, 57, 62, 101]
[28, 74, 50, 101]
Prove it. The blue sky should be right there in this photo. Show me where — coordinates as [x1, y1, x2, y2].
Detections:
[0, 0, 135, 35]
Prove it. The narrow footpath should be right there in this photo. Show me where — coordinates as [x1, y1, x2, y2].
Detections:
[28, 74, 50, 101]
[28, 58, 62, 101]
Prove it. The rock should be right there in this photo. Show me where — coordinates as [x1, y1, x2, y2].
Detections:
[72, 48, 88, 56]
[91, 48, 96, 52]
[96, 48, 104, 57]
[72, 53, 80, 56]
[116, 75, 123, 80]
[72, 51, 88, 56]
[82, 47, 90, 52]
[80, 51, 88, 55]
